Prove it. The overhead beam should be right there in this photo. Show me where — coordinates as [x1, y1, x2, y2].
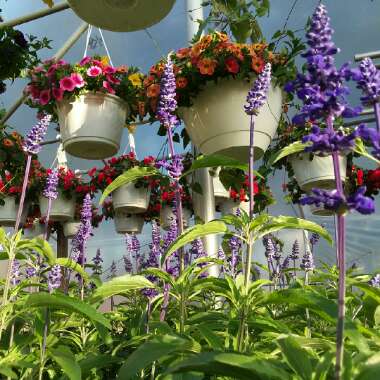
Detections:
[0, 2, 70, 29]
[354, 51, 380, 62]
[0, 22, 89, 125]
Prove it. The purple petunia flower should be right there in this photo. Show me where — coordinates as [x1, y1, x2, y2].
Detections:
[48, 264, 62, 293]
[244, 63, 272, 115]
[157, 58, 179, 128]
[23, 114, 52, 154]
[43, 168, 59, 200]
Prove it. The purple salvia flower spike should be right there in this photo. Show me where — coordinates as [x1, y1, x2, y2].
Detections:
[356, 58, 380, 104]
[43, 168, 59, 200]
[48, 264, 62, 292]
[23, 114, 52, 154]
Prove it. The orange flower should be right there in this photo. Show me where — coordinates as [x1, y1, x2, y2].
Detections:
[251, 56, 265, 74]
[176, 47, 191, 59]
[197, 58, 217, 75]
[176, 77, 188, 89]
[215, 31, 229, 43]
[252, 43, 267, 53]
[227, 45, 244, 61]
[2, 138, 14, 147]
[147, 84, 160, 98]
[213, 41, 231, 54]
[117, 65, 128, 73]
[190, 43, 204, 59]
[150, 63, 164, 76]
[143, 75, 155, 87]
[11, 131, 20, 139]
[199, 35, 213, 50]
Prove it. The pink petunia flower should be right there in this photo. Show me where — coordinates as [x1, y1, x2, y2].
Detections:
[59, 76, 76, 92]
[52, 87, 64, 101]
[87, 66, 102, 77]
[106, 75, 120, 85]
[71, 72, 85, 88]
[79, 56, 91, 66]
[39, 89, 51, 105]
[25, 85, 40, 100]
[92, 59, 103, 66]
[102, 81, 115, 94]
[33, 66, 45, 73]
[104, 66, 116, 74]
[47, 64, 58, 76]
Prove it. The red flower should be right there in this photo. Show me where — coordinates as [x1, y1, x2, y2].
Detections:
[225, 57, 240, 74]
[106, 177, 113, 185]
[367, 169, 380, 188]
[143, 156, 155, 165]
[88, 167, 97, 177]
[356, 169, 364, 186]
[230, 189, 238, 200]
[239, 188, 246, 201]
[98, 172, 105, 183]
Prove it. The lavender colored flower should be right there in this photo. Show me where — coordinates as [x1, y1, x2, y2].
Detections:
[310, 232, 320, 247]
[163, 218, 178, 253]
[190, 238, 205, 259]
[92, 248, 103, 275]
[263, 236, 276, 263]
[25, 265, 36, 278]
[302, 125, 358, 155]
[369, 273, 380, 288]
[108, 260, 117, 279]
[244, 63, 271, 115]
[23, 114, 52, 154]
[157, 58, 178, 128]
[217, 247, 226, 261]
[10, 260, 20, 286]
[228, 236, 241, 276]
[47, 264, 62, 292]
[356, 124, 380, 159]
[285, 4, 360, 124]
[346, 186, 375, 214]
[281, 256, 291, 271]
[123, 255, 133, 273]
[300, 250, 315, 271]
[289, 240, 300, 260]
[355, 58, 380, 104]
[168, 155, 184, 179]
[43, 168, 59, 200]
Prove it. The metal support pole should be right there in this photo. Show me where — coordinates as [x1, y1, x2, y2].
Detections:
[56, 223, 68, 259]
[0, 22, 89, 125]
[354, 51, 380, 61]
[186, 0, 204, 42]
[0, 2, 70, 29]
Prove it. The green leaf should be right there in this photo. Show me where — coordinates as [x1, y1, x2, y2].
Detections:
[181, 154, 248, 178]
[30, 237, 56, 264]
[79, 354, 122, 375]
[166, 351, 290, 380]
[25, 293, 111, 329]
[256, 216, 332, 246]
[269, 141, 310, 165]
[354, 139, 380, 165]
[312, 351, 334, 380]
[99, 166, 161, 204]
[196, 324, 224, 350]
[277, 335, 313, 380]
[91, 274, 154, 302]
[265, 288, 337, 323]
[55, 258, 89, 282]
[49, 346, 81, 380]
[118, 335, 199, 380]
[355, 353, 380, 380]
[161, 221, 228, 265]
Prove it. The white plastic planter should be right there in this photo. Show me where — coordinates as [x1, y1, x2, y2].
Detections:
[57, 92, 128, 159]
[112, 182, 150, 214]
[39, 193, 76, 222]
[290, 154, 347, 193]
[67, 0, 175, 32]
[180, 78, 283, 161]
[114, 210, 144, 234]
[63, 221, 81, 239]
[24, 223, 45, 238]
[212, 169, 230, 207]
[0, 197, 27, 227]
[219, 199, 250, 216]
[160, 205, 191, 231]
[309, 203, 334, 217]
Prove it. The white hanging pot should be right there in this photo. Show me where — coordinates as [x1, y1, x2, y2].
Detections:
[179, 78, 283, 162]
[112, 182, 150, 214]
[0, 197, 28, 227]
[212, 173, 230, 207]
[309, 203, 335, 217]
[24, 223, 45, 238]
[63, 221, 81, 239]
[39, 193, 76, 222]
[57, 92, 128, 159]
[219, 199, 249, 216]
[67, 0, 175, 32]
[114, 210, 144, 234]
[289, 154, 347, 193]
[160, 205, 191, 231]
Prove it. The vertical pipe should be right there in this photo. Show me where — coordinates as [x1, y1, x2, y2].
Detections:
[186, 0, 204, 42]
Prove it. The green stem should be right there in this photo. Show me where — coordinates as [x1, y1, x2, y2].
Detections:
[243, 240, 253, 292]
[179, 291, 186, 334]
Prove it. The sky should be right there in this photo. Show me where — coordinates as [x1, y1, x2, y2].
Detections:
[1, 0, 380, 276]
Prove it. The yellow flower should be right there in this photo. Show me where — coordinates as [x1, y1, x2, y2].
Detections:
[128, 73, 143, 87]
[100, 56, 110, 66]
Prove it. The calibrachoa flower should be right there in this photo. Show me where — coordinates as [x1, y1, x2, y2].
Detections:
[156, 58, 178, 128]
[244, 62, 272, 115]
[47, 264, 62, 293]
[43, 168, 59, 200]
[354, 58, 380, 104]
[300, 186, 375, 214]
[23, 114, 51, 154]
[285, 4, 360, 124]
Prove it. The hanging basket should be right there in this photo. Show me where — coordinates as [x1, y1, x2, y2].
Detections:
[57, 92, 128, 160]
[67, 0, 175, 32]
[63, 221, 81, 239]
[289, 154, 347, 193]
[160, 205, 191, 231]
[179, 78, 283, 162]
[114, 210, 144, 234]
[212, 169, 230, 207]
[39, 193, 76, 222]
[309, 203, 335, 217]
[0, 197, 27, 227]
[219, 199, 249, 216]
[112, 182, 150, 214]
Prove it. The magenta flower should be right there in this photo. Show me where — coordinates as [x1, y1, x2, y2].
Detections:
[47, 64, 58, 76]
[87, 66, 102, 77]
[102, 81, 115, 94]
[27, 85, 40, 100]
[59, 76, 76, 92]
[104, 66, 116, 74]
[52, 87, 64, 101]
[39, 89, 51, 106]
[71, 72, 85, 88]
[79, 56, 91, 66]
[107, 75, 120, 85]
